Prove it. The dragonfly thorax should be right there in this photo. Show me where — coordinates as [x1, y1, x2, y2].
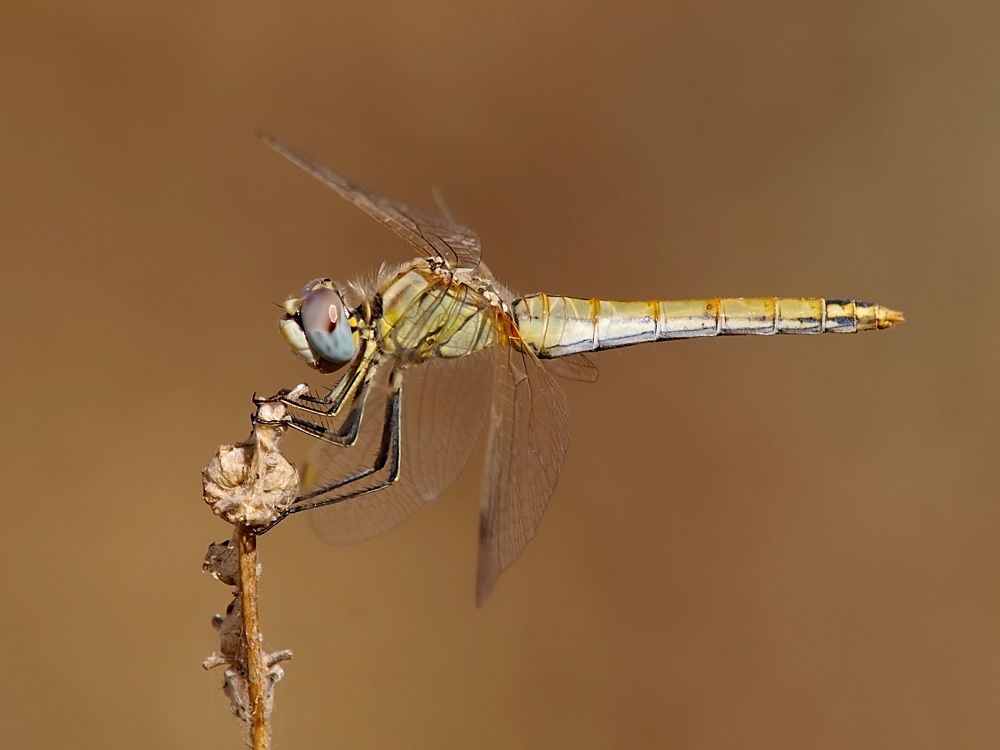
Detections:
[377, 261, 500, 364]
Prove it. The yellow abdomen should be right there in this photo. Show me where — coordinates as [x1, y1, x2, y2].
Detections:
[512, 295, 904, 358]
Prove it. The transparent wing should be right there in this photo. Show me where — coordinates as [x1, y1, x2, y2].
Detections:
[476, 339, 571, 604]
[543, 353, 600, 383]
[260, 133, 482, 271]
[302, 348, 496, 544]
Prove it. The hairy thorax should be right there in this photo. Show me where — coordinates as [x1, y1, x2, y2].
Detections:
[376, 260, 507, 364]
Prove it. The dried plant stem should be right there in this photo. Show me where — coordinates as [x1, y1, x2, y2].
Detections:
[236, 523, 268, 750]
[204, 402, 296, 745]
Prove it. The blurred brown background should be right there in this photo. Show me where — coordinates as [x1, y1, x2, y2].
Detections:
[2, 1, 997, 748]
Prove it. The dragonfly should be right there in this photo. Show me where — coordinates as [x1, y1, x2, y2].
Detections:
[254, 135, 904, 604]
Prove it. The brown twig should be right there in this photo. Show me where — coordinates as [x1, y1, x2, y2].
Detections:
[236, 524, 268, 750]
[203, 402, 298, 748]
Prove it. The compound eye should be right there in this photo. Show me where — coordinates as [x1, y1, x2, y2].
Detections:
[300, 286, 357, 367]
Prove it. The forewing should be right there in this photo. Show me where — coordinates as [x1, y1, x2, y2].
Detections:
[303, 349, 495, 544]
[260, 134, 482, 271]
[476, 342, 571, 604]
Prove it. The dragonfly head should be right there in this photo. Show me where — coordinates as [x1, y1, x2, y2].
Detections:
[279, 279, 360, 373]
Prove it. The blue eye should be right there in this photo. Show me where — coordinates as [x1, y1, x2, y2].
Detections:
[300, 286, 357, 367]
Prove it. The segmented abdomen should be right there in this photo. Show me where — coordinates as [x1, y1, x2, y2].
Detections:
[511, 295, 904, 359]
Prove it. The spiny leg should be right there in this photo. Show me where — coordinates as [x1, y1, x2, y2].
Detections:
[253, 370, 367, 449]
[282, 374, 373, 448]
[256, 377, 403, 534]
[255, 339, 378, 419]
[254, 345, 381, 447]
[291, 380, 401, 508]
[254, 371, 344, 409]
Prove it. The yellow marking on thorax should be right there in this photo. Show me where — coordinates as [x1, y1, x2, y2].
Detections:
[378, 266, 498, 361]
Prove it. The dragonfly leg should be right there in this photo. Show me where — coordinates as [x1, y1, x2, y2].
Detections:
[253, 344, 380, 444]
[256, 380, 402, 534]
[255, 339, 379, 419]
[280, 375, 372, 447]
[253, 370, 353, 415]
[288, 360, 379, 420]
[281, 373, 355, 415]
